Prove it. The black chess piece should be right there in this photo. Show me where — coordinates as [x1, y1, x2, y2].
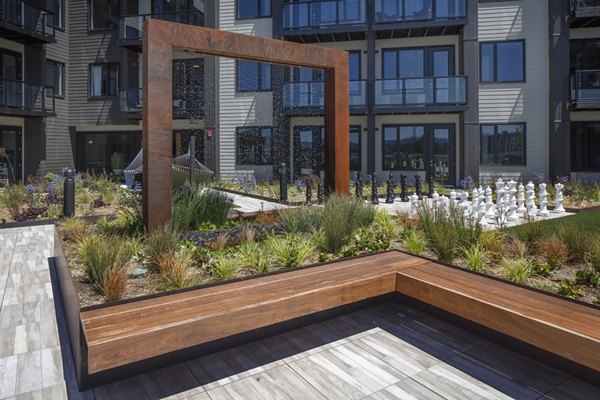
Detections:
[305, 180, 312, 205]
[317, 182, 324, 205]
[400, 174, 409, 202]
[371, 173, 379, 204]
[355, 172, 363, 200]
[386, 173, 395, 204]
[415, 175, 422, 200]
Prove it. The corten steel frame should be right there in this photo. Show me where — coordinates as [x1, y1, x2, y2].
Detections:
[142, 19, 349, 231]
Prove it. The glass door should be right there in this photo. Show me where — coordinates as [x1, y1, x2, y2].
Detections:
[293, 126, 323, 178]
[0, 126, 22, 183]
[428, 125, 455, 185]
[0, 49, 22, 109]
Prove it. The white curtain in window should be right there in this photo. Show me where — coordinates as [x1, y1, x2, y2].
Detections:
[91, 65, 102, 96]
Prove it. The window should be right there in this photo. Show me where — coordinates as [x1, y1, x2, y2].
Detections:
[480, 124, 526, 165]
[350, 126, 361, 171]
[571, 123, 600, 171]
[77, 131, 141, 173]
[480, 41, 525, 83]
[349, 51, 361, 81]
[89, 0, 119, 30]
[237, 0, 270, 19]
[46, 0, 64, 29]
[236, 60, 271, 92]
[89, 64, 118, 97]
[46, 60, 65, 97]
[383, 125, 425, 170]
[236, 127, 272, 165]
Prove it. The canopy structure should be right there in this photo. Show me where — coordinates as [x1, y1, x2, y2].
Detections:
[124, 149, 213, 188]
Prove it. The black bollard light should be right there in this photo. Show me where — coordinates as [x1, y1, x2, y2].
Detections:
[355, 172, 363, 200]
[371, 173, 379, 204]
[317, 182, 324, 205]
[400, 174, 409, 202]
[386, 173, 395, 204]
[279, 162, 288, 203]
[305, 179, 312, 205]
[63, 168, 75, 217]
[415, 175, 422, 199]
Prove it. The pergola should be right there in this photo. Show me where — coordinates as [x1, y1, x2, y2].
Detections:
[142, 19, 350, 231]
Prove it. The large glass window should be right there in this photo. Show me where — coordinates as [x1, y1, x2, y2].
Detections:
[236, 127, 272, 165]
[480, 41, 525, 83]
[383, 125, 425, 170]
[46, 60, 65, 98]
[236, 61, 271, 92]
[237, 0, 270, 19]
[571, 123, 600, 171]
[47, 0, 65, 29]
[77, 131, 141, 173]
[350, 126, 361, 171]
[89, 64, 118, 97]
[89, 0, 119, 30]
[480, 124, 526, 165]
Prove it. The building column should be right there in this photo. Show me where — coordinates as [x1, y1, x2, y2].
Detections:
[549, 0, 571, 180]
[366, 0, 376, 176]
[460, 0, 479, 182]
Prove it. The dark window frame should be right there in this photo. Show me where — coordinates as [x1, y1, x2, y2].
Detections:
[76, 130, 142, 174]
[46, 59, 65, 98]
[236, 0, 271, 20]
[381, 124, 427, 171]
[479, 40, 526, 83]
[235, 60, 272, 92]
[88, 0, 119, 31]
[236, 126, 273, 165]
[381, 45, 456, 79]
[46, 0, 65, 31]
[571, 122, 600, 172]
[349, 125, 362, 171]
[88, 63, 119, 98]
[479, 123, 527, 166]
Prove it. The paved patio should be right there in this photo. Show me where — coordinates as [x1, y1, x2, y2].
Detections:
[1, 224, 599, 399]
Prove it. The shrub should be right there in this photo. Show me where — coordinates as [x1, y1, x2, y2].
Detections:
[372, 210, 399, 239]
[210, 255, 239, 281]
[116, 191, 144, 235]
[279, 207, 323, 234]
[504, 237, 528, 259]
[77, 235, 137, 301]
[478, 230, 506, 261]
[237, 225, 256, 244]
[321, 194, 376, 253]
[395, 211, 419, 230]
[558, 279, 581, 298]
[60, 217, 88, 243]
[502, 258, 532, 284]
[514, 217, 545, 247]
[402, 229, 428, 256]
[172, 185, 232, 232]
[557, 225, 591, 263]
[0, 184, 27, 217]
[589, 242, 600, 273]
[238, 241, 271, 274]
[156, 248, 195, 289]
[353, 225, 391, 253]
[210, 233, 229, 252]
[267, 235, 314, 268]
[536, 236, 569, 269]
[461, 243, 488, 272]
[144, 225, 180, 270]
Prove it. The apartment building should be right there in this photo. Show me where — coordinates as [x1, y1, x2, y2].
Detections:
[1, 1, 599, 187]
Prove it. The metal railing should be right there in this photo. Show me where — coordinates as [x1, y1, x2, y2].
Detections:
[283, 80, 366, 108]
[0, 77, 55, 114]
[119, 88, 203, 116]
[374, 0, 466, 24]
[571, 0, 600, 13]
[375, 76, 466, 107]
[282, 0, 366, 30]
[571, 70, 600, 107]
[119, 10, 205, 41]
[0, 0, 55, 39]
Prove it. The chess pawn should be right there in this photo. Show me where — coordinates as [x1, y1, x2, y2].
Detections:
[450, 190, 458, 206]
[553, 182, 565, 214]
[432, 191, 440, 209]
[508, 184, 518, 222]
[485, 187, 494, 217]
[410, 193, 419, 214]
[517, 183, 526, 214]
[538, 183, 549, 217]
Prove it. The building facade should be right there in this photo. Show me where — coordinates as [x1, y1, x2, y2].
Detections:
[1, 0, 599, 187]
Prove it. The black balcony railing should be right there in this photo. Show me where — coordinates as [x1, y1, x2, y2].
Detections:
[571, 70, 600, 109]
[119, 10, 204, 41]
[0, 77, 55, 115]
[571, 0, 600, 14]
[282, 0, 366, 30]
[374, 0, 466, 24]
[119, 88, 203, 117]
[0, 0, 55, 40]
[283, 80, 366, 108]
[375, 76, 466, 107]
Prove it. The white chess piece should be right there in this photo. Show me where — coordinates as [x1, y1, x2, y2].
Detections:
[410, 193, 419, 214]
[450, 190, 458, 206]
[470, 189, 479, 220]
[460, 191, 469, 218]
[432, 191, 440, 209]
[517, 183, 526, 214]
[525, 181, 537, 216]
[485, 187, 494, 218]
[538, 183, 549, 217]
[553, 182, 565, 214]
[478, 188, 486, 217]
[508, 181, 518, 222]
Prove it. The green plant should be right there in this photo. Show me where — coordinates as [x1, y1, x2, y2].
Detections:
[372, 210, 399, 240]
[144, 225, 180, 270]
[156, 248, 195, 289]
[557, 225, 592, 263]
[402, 229, 428, 255]
[353, 225, 391, 253]
[575, 268, 600, 286]
[536, 236, 569, 269]
[198, 221, 218, 231]
[514, 216, 545, 247]
[279, 207, 323, 234]
[0, 146, 15, 182]
[478, 230, 506, 261]
[267, 234, 314, 268]
[530, 260, 552, 278]
[115, 191, 144, 235]
[532, 283, 554, 292]
[558, 279, 581, 298]
[504, 237, 528, 259]
[209, 233, 229, 252]
[60, 217, 88, 243]
[238, 241, 271, 274]
[502, 258, 532, 284]
[321, 194, 376, 253]
[0, 184, 27, 217]
[172, 185, 232, 232]
[461, 243, 488, 272]
[210, 255, 239, 281]
[77, 235, 137, 301]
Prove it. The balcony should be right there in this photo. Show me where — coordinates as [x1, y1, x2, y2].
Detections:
[119, 88, 203, 119]
[0, 77, 55, 117]
[571, 70, 600, 109]
[118, 10, 205, 49]
[282, 80, 367, 115]
[282, 0, 367, 43]
[374, 76, 467, 113]
[0, 0, 55, 44]
[373, 0, 467, 38]
[571, 0, 600, 28]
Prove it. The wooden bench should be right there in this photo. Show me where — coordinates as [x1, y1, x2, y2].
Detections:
[58, 247, 600, 388]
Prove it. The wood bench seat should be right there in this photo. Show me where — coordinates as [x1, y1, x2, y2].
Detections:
[76, 250, 600, 382]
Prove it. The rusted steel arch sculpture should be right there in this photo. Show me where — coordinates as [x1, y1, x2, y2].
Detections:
[142, 19, 349, 231]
